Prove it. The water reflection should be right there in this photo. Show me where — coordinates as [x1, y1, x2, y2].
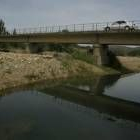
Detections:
[104, 73, 140, 103]
[39, 75, 140, 123]
[0, 74, 140, 140]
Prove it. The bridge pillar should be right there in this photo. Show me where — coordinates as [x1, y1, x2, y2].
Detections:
[93, 44, 109, 66]
[24, 43, 31, 53]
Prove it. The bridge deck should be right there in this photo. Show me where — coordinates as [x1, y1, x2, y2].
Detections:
[0, 31, 140, 45]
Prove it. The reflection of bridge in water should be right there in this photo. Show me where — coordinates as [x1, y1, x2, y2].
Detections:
[39, 75, 140, 123]
[1, 75, 140, 123]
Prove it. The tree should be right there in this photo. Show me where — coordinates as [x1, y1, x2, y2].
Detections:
[13, 28, 17, 35]
[0, 19, 6, 35]
[47, 43, 75, 53]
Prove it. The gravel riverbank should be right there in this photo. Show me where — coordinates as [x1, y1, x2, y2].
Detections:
[0, 52, 119, 90]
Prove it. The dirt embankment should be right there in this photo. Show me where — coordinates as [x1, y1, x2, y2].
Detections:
[117, 56, 140, 72]
[0, 52, 119, 90]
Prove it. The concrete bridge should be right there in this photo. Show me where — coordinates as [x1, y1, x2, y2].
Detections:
[0, 21, 140, 65]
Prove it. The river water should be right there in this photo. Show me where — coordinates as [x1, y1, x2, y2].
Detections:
[0, 73, 140, 140]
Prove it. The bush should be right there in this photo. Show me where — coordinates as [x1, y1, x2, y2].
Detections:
[71, 50, 95, 64]
[128, 50, 140, 56]
[47, 44, 74, 53]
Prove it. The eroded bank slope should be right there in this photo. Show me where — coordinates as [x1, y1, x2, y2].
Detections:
[0, 52, 119, 90]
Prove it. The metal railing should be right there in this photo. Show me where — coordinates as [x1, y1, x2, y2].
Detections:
[6, 20, 140, 35]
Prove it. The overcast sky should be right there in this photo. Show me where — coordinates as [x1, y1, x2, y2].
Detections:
[0, 0, 140, 29]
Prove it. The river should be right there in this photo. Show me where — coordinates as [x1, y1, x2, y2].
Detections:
[0, 73, 140, 140]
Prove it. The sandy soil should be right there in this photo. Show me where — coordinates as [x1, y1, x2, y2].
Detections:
[117, 56, 140, 72]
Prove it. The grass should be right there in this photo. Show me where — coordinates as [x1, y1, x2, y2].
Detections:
[61, 59, 70, 69]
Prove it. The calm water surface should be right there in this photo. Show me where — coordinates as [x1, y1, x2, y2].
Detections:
[0, 73, 140, 140]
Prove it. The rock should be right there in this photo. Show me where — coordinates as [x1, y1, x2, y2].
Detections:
[42, 55, 53, 59]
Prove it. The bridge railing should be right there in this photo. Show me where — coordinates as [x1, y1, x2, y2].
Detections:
[7, 20, 140, 35]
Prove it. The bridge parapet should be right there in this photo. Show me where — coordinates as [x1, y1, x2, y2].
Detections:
[6, 20, 140, 35]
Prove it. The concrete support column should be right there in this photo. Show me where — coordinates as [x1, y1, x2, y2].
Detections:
[25, 43, 39, 53]
[93, 44, 109, 66]
[24, 43, 31, 53]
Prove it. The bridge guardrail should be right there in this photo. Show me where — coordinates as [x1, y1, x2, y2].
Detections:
[5, 20, 140, 35]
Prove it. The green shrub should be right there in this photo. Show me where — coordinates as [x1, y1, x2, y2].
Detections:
[71, 50, 95, 64]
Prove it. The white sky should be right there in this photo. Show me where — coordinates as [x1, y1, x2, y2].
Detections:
[0, 0, 139, 29]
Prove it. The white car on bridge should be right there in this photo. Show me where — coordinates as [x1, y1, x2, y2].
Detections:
[104, 20, 138, 31]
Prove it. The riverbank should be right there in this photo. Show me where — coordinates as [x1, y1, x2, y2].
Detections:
[117, 56, 140, 72]
[0, 52, 120, 91]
